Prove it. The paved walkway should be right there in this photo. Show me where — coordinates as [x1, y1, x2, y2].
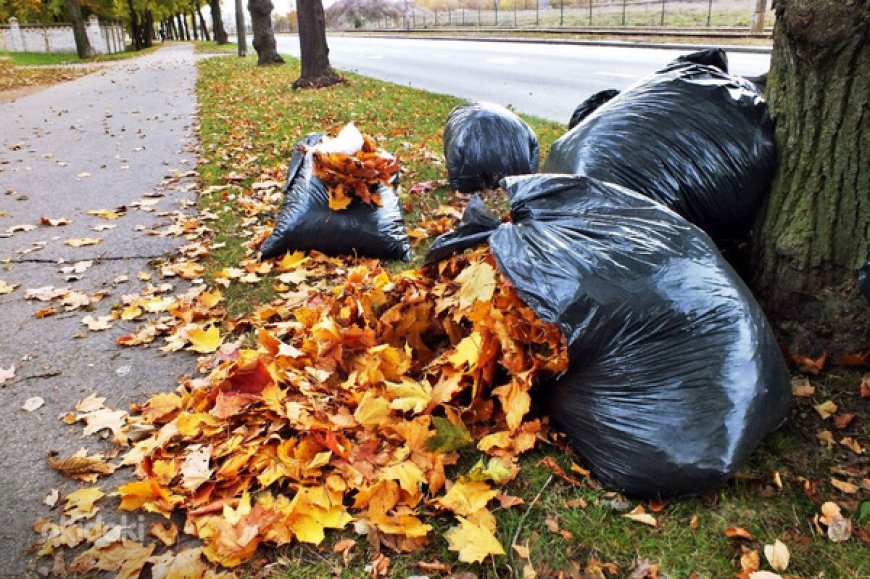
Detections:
[0, 44, 201, 575]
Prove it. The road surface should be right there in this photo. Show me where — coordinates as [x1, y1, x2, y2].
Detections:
[271, 34, 771, 122]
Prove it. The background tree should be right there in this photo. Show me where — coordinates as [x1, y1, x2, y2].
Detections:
[753, 0, 869, 353]
[248, 0, 284, 64]
[65, 0, 96, 58]
[293, 0, 341, 88]
[209, 0, 229, 43]
[235, 0, 247, 56]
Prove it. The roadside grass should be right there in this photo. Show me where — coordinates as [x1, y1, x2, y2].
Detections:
[193, 40, 239, 54]
[195, 53, 868, 577]
[196, 53, 561, 315]
[1, 44, 159, 66]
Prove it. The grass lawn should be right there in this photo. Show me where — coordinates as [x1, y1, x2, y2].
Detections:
[193, 52, 868, 577]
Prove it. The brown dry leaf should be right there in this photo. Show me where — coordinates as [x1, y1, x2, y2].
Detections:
[0, 365, 14, 385]
[82, 315, 114, 331]
[512, 543, 531, 559]
[69, 539, 154, 579]
[87, 207, 126, 219]
[623, 506, 657, 528]
[0, 280, 18, 295]
[830, 478, 859, 494]
[860, 373, 870, 398]
[34, 306, 58, 318]
[763, 539, 789, 572]
[150, 522, 178, 546]
[63, 487, 105, 522]
[40, 216, 71, 227]
[740, 547, 760, 573]
[22, 396, 45, 412]
[48, 451, 116, 482]
[726, 526, 754, 541]
[748, 572, 783, 579]
[818, 501, 852, 542]
[66, 237, 103, 247]
[791, 351, 827, 374]
[75, 393, 106, 413]
[146, 547, 209, 578]
[790, 376, 815, 397]
[332, 538, 356, 553]
[833, 412, 856, 430]
[813, 400, 838, 420]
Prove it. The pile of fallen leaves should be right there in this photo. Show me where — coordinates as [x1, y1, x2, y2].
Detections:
[311, 130, 400, 211]
[34, 246, 569, 573]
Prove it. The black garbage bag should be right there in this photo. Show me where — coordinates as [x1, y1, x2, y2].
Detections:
[425, 195, 501, 265]
[543, 50, 775, 243]
[428, 174, 792, 497]
[568, 89, 620, 129]
[260, 134, 412, 261]
[444, 102, 539, 193]
[669, 47, 729, 72]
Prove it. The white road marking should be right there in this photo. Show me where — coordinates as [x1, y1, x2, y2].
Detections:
[486, 57, 519, 65]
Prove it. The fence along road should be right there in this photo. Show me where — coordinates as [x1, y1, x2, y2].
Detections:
[271, 34, 770, 123]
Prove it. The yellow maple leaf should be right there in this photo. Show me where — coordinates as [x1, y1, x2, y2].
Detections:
[65, 237, 102, 247]
[447, 332, 481, 368]
[63, 487, 105, 522]
[454, 261, 497, 311]
[386, 379, 432, 414]
[353, 391, 391, 429]
[186, 324, 223, 354]
[445, 516, 505, 563]
[435, 480, 498, 517]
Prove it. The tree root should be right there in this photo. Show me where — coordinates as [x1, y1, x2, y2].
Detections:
[291, 70, 346, 90]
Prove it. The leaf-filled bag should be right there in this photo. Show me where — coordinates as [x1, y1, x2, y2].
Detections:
[443, 101, 540, 193]
[568, 89, 620, 129]
[260, 134, 412, 261]
[544, 49, 774, 243]
[426, 174, 792, 497]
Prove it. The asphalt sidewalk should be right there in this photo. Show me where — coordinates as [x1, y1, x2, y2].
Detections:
[0, 44, 201, 575]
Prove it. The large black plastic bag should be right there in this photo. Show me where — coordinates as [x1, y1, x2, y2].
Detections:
[260, 134, 412, 261]
[429, 174, 792, 497]
[568, 89, 620, 129]
[443, 102, 539, 193]
[543, 51, 775, 243]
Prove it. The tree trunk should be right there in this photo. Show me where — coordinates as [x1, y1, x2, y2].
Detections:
[293, 0, 342, 88]
[235, 0, 248, 56]
[210, 0, 229, 43]
[65, 0, 97, 58]
[191, 12, 199, 40]
[176, 14, 187, 40]
[753, 0, 869, 354]
[125, 0, 142, 50]
[247, 0, 284, 64]
[142, 10, 154, 47]
[197, 5, 211, 41]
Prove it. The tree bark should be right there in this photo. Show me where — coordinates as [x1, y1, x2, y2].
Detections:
[210, 0, 229, 43]
[247, 0, 284, 64]
[191, 12, 199, 40]
[235, 0, 248, 56]
[753, 0, 869, 354]
[125, 0, 142, 50]
[142, 10, 154, 47]
[65, 0, 96, 58]
[176, 14, 187, 40]
[197, 5, 211, 41]
[293, 0, 342, 88]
